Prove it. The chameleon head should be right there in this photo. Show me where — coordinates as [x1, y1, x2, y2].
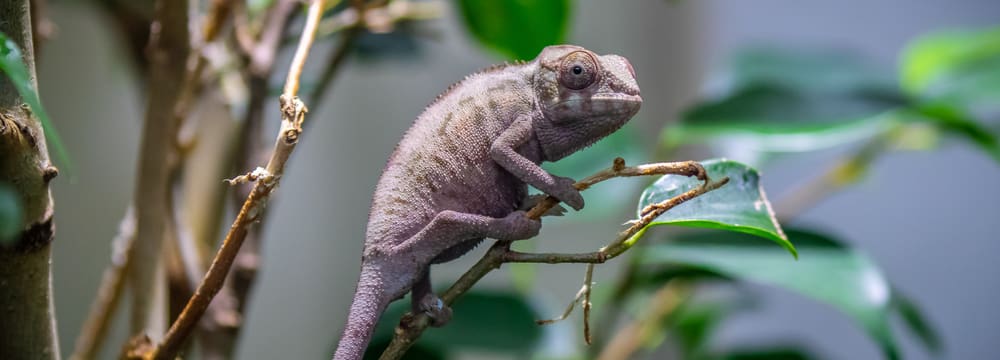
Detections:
[531, 45, 643, 161]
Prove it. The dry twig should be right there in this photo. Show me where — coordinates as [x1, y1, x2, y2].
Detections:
[143, 1, 327, 358]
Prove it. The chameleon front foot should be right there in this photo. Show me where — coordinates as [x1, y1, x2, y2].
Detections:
[418, 294, 453, 327]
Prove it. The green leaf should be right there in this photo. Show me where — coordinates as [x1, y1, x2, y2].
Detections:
[910, 102, 1000, 162]
[637, 229, 903, 359]
[900, 27, 1000, 95]
[455, 0, 571, 60]
[637, 159, 795, 257]
[664, 83, 906, 165]
[892, 290, 942, 354]
[0, 183, 22, 246]
[369, 291, 542, 354]
[0, 31, 71, 175]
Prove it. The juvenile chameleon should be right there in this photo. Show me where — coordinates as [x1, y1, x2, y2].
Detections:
[333, 45, 642, 360]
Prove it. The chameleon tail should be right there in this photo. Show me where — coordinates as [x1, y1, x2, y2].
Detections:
[333, 265, 392, 360]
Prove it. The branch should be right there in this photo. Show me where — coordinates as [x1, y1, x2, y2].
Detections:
[146, 1, 327, 358]
[75, 2, 232, 358]
[127, 0, 190, 338]
[192, 3, 302, 357]
[378, 159, 730, 359]
[0, 0, 59, 358]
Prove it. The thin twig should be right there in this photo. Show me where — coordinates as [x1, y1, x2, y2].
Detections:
[197, 2, 303, 357]
[378, 159, 730, 360]
[535, 268, 591, 325]
[147, 1, 326, 358]
[69, 208, 136, 360]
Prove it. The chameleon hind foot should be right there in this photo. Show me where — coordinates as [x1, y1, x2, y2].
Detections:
[418, 294, 453, 327]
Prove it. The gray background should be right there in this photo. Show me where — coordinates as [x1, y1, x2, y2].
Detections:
[40, 0, 999, 359]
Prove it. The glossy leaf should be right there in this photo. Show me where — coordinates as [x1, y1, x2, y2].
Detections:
[637, 229, 905, 359]
[0, 183, 21, 246]
[369, 291, 542, 354]
[637, 159, 795, 257]
[455, 0, 570, 60]
[0, 32, 70, 173]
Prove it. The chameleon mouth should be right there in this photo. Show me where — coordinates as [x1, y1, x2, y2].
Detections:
[591, 93, 642, 103]
[557, 93, 643, 110]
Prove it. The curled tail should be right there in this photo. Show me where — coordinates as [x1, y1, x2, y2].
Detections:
[334, 265, 392, 360]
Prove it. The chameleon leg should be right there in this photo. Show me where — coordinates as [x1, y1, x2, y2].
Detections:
[412, 271, 452, 327]
[392, 210, 540, 263]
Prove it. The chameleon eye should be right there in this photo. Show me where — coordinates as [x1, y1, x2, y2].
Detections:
[558, 51, 598, 90]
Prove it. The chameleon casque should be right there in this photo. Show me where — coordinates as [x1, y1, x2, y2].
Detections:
[333, 45, 642, 360]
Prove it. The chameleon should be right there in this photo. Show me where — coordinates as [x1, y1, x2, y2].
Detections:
[333, 45, 642, 360]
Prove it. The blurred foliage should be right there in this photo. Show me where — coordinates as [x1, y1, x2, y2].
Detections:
[0, 183, 21, 245]
[455, 0, 570, 60]
[664, 30, 1000, 166]
[0, 31, 71, 174]
[365, 291, 543, 358]
[434, 7, 993, 360]
[892, 290, 942, 354]
[542, 124, 646, 219]
[621, 26, 1000, 360]
[900, 26, 1000, 114]
[636, 229, 937, 359]
[638, 159, 795, 257]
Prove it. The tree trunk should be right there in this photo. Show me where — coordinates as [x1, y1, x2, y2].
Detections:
[0, 0, 60, 359]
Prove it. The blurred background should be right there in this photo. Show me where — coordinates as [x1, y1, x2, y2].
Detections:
[39, 0, 999, 359]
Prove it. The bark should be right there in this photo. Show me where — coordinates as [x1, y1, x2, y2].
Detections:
[0, 0, 60, 359]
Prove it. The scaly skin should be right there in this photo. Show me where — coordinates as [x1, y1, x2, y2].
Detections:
[333, 45, 642, 360]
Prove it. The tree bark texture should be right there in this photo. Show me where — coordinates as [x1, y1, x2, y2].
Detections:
[0, 0, 60, 359]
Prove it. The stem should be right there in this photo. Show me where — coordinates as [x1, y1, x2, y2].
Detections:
[378, 159, 729, 359]
[0, 0, 59, 358]
[148, 1, 326, 358]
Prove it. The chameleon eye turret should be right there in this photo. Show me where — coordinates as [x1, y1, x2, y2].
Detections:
[559, 51, 599, 90]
